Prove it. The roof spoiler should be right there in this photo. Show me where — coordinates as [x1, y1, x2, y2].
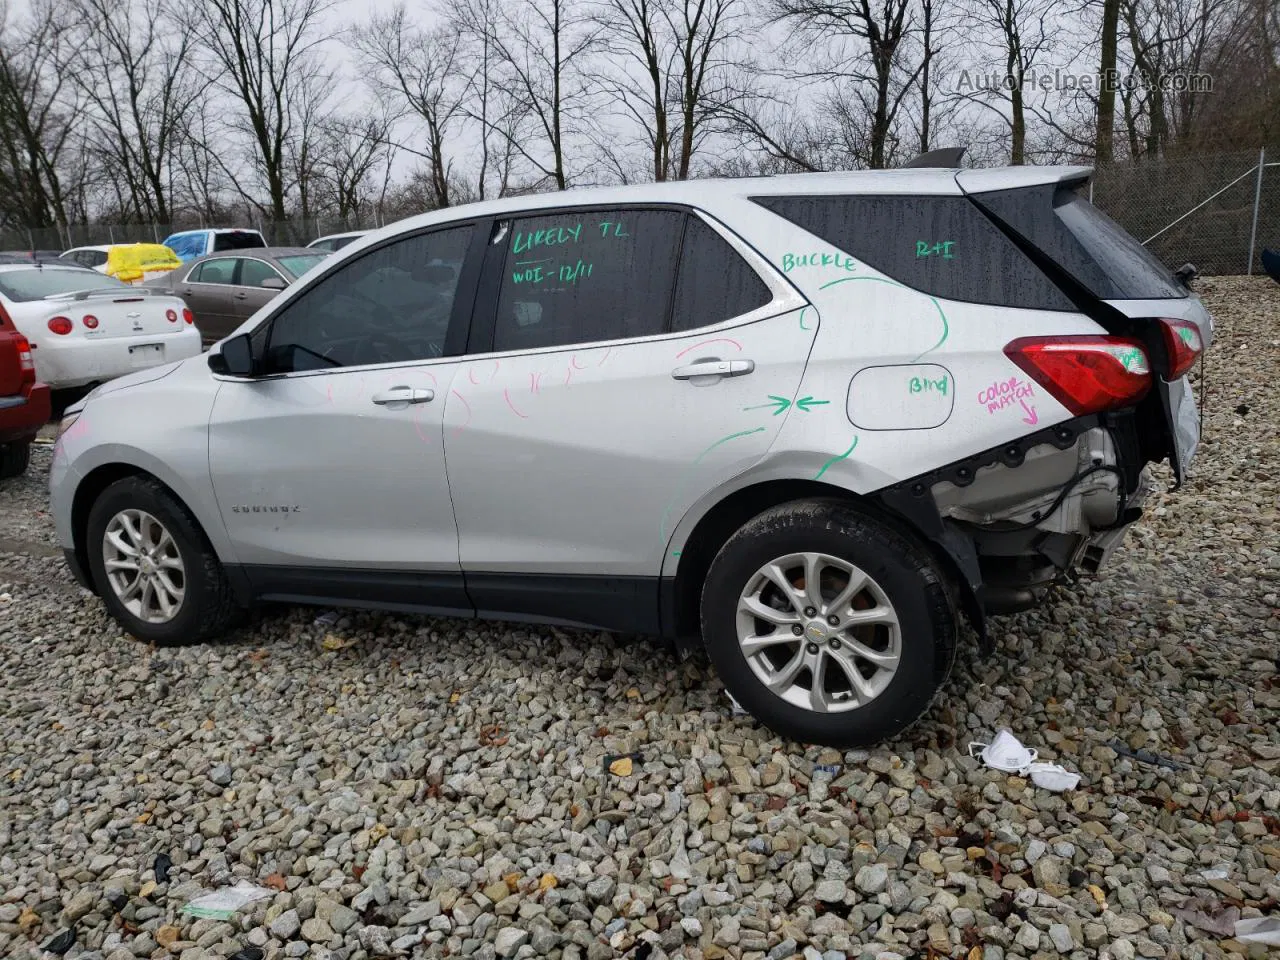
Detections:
[902, 146, 967, 168]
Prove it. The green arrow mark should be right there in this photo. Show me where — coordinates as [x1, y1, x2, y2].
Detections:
[743, 395, 792, 415]
[795, 396, 829, 412]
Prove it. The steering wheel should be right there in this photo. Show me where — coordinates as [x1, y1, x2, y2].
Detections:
[350, 333, 403, 367]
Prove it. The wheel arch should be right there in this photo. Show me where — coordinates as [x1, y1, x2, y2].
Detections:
[663, 478, 985, 652]
[70, 462, 248, 604]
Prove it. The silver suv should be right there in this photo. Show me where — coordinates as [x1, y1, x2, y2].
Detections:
[51, 166, 1210, 747]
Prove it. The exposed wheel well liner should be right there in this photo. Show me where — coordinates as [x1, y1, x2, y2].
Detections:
[668, 480, 983, 650]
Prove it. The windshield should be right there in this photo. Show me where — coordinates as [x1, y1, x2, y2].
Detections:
[0, 268, 130, 302]
[276, 254, 328, 279]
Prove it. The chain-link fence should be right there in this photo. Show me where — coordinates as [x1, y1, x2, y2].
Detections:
[2, 150, 1277, 275]
[1091, 148, 1277, 277]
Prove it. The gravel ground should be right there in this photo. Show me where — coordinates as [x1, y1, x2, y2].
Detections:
[1, 276, 1277, 960]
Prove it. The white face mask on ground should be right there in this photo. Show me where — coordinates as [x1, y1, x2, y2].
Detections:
[968, 728, 1038, 772]
[1027, 762, 1082, 792]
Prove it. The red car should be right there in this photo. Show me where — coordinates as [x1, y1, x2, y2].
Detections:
[0, 301, 50, 478]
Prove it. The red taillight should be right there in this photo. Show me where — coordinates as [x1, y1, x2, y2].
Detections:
[82, 314, 99, 329]
[1004, 335, 1152, 415]
[48, 316, 73, 335]
[1159, 318, 1203, 379]
[14, 334, 34, 373]
[182, 308, 194, 325]
[166, 308, 178, 323]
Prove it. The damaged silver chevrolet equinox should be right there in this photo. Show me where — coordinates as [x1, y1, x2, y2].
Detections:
[51, 164, 1210, 747]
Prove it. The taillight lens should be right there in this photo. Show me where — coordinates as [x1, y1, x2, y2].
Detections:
[182, 308, 194, 325]
[166, 308, 178, 323]
[82, 314, 99, 329]
[1004, 336, 1152, 415]
[14, 334, 34, 372]
[48, 316, 73, 335]
[1159, 318, 1203, 379]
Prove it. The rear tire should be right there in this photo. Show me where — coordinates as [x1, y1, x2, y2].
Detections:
[700, 499, 956, 747]
[0, 442, 30, 479]
[86, 476, 243, 646]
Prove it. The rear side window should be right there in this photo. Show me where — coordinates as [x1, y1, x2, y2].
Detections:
[491, 210, 683, 352]
[213, 231, 267, 252]
[194, 259, 236, 284]
[752, 194, 1074, 311]
[670, 216, 772, 331]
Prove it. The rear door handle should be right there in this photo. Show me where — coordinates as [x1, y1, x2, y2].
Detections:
[672, 358, 755, 380]
[371, 386, 435, 405]
[234, 292, 247, 300]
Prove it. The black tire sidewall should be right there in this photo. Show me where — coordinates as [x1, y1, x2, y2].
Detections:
[86, 478, 219, 645]
[702, 508, 944, 748]
[0, 442, 30, 478]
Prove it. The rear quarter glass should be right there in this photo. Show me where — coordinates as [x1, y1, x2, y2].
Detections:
[751, 194, 1074, 311]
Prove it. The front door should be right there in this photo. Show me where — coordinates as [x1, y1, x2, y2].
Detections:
[441, 208, 814, 626]
[207, 223, 480, 611]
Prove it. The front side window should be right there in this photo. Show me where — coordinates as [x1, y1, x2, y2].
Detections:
[239, 258, 282, 287]
[194, 259, 236, 284]
[752, 194, 1074, 311]
[491, 209, 684, 352]
[264, 225, 473, 373]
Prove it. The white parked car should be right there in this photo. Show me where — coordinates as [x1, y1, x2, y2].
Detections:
[307, 230, 367, 252]
[0, 264, 202, 390]
[59, 246, 112, 271]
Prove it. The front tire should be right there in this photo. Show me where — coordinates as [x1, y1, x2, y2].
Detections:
[86, 476, 242, 645]
[701, 500, 956, 747]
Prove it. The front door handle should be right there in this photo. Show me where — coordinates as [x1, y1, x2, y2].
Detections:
[371, 386, 435, 405]
[234, 292, 247, 300]
[672, 358, 755, 380]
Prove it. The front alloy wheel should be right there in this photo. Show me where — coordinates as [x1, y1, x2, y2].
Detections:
[102, 509, 186, 623]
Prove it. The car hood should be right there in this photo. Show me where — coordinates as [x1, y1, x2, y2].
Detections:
[76, 356, 188, 405]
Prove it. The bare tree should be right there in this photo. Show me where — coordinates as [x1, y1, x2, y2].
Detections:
[352, 5, 468, 208]
[316, 113, 394, 222]
[770, 0, 924, 169]
[455, 0, 601, 189]
[960, 0, 1055, 163]
[1095, 0, 1121, 160]
[69, 0, 195, 223]
[189, 0, 336, 220]
[0, 0, 79, 228]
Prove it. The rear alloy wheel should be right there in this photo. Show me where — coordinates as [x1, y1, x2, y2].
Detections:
[736, 552, 902, 713]
[702, 500, 956, 747]
[86, 476, 243, 645]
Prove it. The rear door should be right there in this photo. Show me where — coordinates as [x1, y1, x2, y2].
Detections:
[184, 257, 240, 343]
[441, 206, 811, 629]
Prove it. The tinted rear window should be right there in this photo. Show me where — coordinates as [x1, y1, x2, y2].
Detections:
[0, 268, 129, 302]
[971, 184, 1186, 300]
[212, 231, 267, 252]
[752, 194, 1074, 311]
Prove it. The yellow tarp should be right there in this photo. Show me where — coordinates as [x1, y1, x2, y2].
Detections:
[105, 244, 182, 284]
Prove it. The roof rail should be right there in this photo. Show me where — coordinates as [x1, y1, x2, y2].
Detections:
[901, 146, 967, 168]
